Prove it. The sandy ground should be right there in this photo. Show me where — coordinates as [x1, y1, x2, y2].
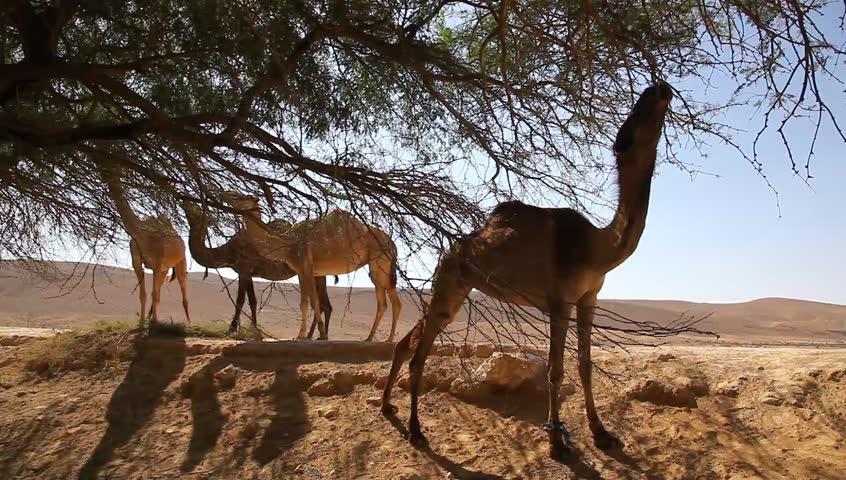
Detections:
[2, 261, 846, 345]
[1, 330, 844, 480]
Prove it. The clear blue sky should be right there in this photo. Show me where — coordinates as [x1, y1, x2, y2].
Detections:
[172, 71, 846, 306]
[100, 10, 846, 306]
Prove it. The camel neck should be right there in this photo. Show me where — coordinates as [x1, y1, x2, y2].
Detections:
[185, 211, 232, 269]
[101, 172, 143, 238]
[598, 161, 655, 272]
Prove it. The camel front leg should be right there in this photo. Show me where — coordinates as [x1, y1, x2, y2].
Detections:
[245, 277, 258, 328]
[131, 252, 146, 326]
[150, 269, 167, 324]
[578, 293, 623, 450]
[176, 259, 191, 325]
[406, 314, 445, 447]
[381, 321, 423, 415]
[544, 298, 573, 461]
[229, 277, 248, 333]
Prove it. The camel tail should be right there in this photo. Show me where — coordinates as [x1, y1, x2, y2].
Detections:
[169, 267, 178, 284]
[333, 275, 339, 285]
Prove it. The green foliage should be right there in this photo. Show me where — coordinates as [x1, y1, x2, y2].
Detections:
[0, 0, 842, 268]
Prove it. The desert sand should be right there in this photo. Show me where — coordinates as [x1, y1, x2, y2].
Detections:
[1, 260, 845, 344]
[0, 261, 845, 479]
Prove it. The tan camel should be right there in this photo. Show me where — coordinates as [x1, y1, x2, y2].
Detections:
[222, 196, 401, 341]
[98, 164, 191, 325]
[380, 82, 673, 460]
[182, 200, 334, 334]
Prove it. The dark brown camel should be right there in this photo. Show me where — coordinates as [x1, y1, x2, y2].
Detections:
[182, 201, 333, 335]
[380, 82, 673, 460]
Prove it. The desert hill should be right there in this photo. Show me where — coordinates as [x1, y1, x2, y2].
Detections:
[0, 261, 844, 344]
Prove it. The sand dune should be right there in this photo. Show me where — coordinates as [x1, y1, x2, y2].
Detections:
[0, 260, 844, 344]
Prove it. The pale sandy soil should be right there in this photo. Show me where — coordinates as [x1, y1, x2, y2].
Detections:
[1, 261, 846, 346]
[1, 330, 844, 480]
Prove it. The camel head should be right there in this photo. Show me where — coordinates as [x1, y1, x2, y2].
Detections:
[267, 219, 293, 234]
[219, 190, 261, 216]
[180, 200, 202, 218]
[612, 82, 672, 166]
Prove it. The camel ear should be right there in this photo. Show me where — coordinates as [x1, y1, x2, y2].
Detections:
[260, 183, 275, 214]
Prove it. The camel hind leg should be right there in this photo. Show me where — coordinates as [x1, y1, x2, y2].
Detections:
[307, 276, 331, 339]
[130, 242, 146, 326]
[175, 258, 191, 325]
[365, 256, 396, 342]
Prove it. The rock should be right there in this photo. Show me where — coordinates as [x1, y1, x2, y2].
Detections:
[828, 369, 846, 382]
[474, 352, 544, 390]
[449, 378, 489, 400]
[473, 344, 496, 358]
[25, 358, 50, 374]
[807, 368, 823, 378]
[307, 378, 335, 396]
[365, 397, 382, 407]
[714, 381, 740, 397]
[179, 377, 195, 398]
[298, 371, 324, 388]
[657, 353, 676, 362]
[757, 366, 765, 371]
[737, 375, 749, 382]
[317, 407, 339, 420]
[433, 344, 456, 357]
[393, 473, 425, 480]
[329, 371, 356, 394]
[628, 377, 709, 408]
[352, 371, 379, 386]
[214, 364, 240, 390]
[760, 392, 784, 406]
[559, 382, 578, 398]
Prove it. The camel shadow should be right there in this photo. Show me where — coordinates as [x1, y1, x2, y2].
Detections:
[78, 332, 187, 480]
[382, 383, 629, 480]
[382, 413, 508, 480]
[180, 340, 397, 472]
[178, 355, 309, 472]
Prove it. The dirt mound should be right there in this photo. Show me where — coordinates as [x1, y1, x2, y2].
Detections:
[2, 335, 846, 479]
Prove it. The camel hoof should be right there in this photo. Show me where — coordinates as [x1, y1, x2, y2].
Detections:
[381, 403, 399, 416]
[317, 335, 328, 341]
[384, 337, 395, 343]
[594, 429, 624, 451]
[549, 440, 574, 462]
[363, 336, 375, 342]
[408, 431, 428, 448]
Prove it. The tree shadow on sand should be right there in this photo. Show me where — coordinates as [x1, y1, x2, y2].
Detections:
[178, 355, 308, 472]
[382, 401, 607, 480]
[178, 341, 401, 473]
[78, 332, 187, 480]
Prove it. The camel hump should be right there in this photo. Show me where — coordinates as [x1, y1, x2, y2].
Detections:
[139, 214, 178, 235]
[491, 200, 534, 218]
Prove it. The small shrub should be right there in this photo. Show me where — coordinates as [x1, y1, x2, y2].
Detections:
[23, 324, 137, 375]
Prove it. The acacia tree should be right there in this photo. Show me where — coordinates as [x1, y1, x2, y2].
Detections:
[0, 0, 843, 279]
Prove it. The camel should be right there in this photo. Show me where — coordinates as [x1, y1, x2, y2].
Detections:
[222, 195, 402, 342]
[380, 82, 673, 460]
[181, 200, 334, 334]
[97, 164, 191, 325]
